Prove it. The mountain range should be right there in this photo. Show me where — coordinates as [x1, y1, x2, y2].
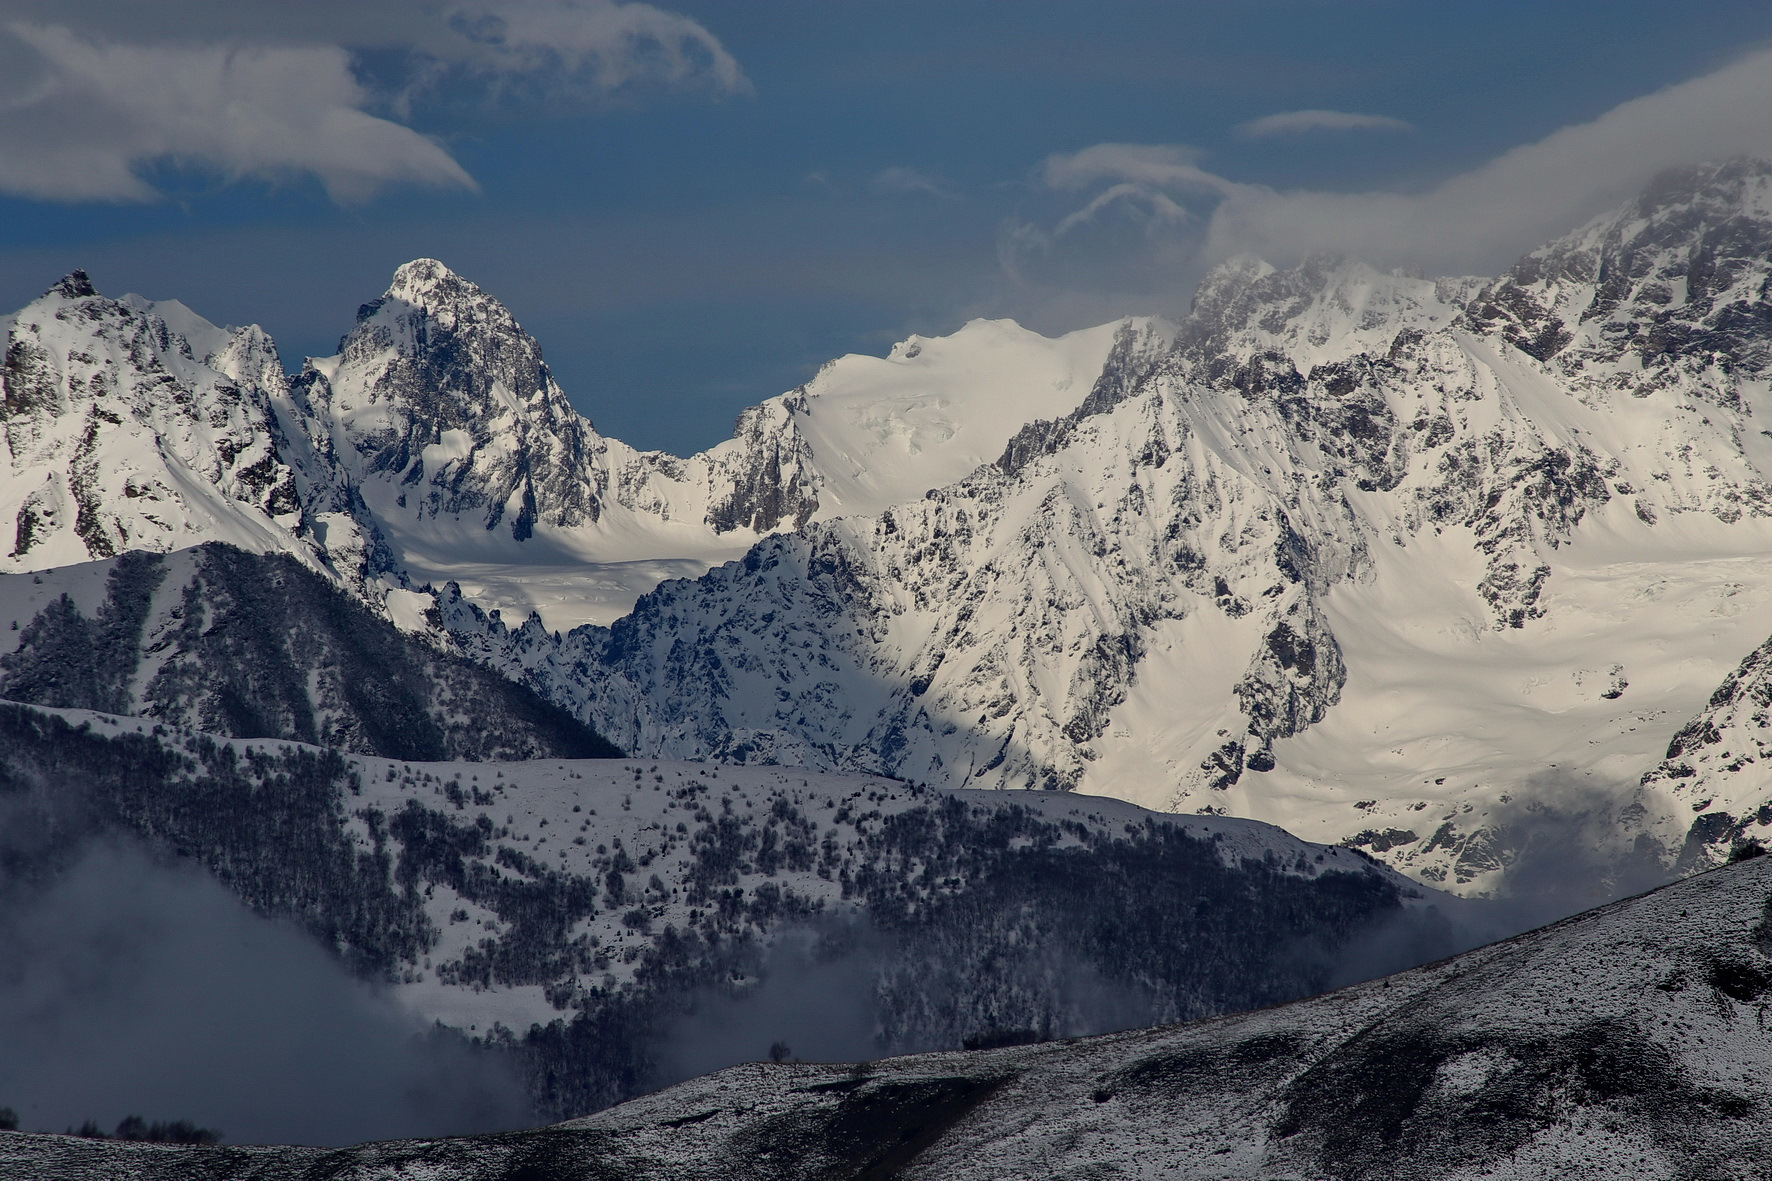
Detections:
[10, 160, 1772, 892]
[8, 158, 1772, 1164]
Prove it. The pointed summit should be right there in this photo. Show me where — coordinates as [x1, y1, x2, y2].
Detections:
[385, 257, 474, 304]
[46, 270, 97, 300]
[353, 259, 503, 329]
[316, 257, 602, 538]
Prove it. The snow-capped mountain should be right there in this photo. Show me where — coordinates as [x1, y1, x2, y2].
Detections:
[490, 158, 1772, 892]
[303, 259, 1141, 628]
[3, 258, 1137, 630]
[11, 161, 1772, 895]
[9, 851, 1767, 1178]
[1, 273, 312, 570]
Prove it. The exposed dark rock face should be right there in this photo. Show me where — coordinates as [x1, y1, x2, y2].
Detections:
[704, 395, 821, 534]
[1468, 158, 1772, 398]
[298, 259, 604, 537]
[0, 544, 618, 761]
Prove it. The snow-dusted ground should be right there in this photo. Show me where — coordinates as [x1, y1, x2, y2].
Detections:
[353, 751, 1397, 1032]
[8, 851, 1767, 1178]
[1, 702, 1405, 1038]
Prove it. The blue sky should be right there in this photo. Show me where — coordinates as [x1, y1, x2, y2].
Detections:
[3, 1, 1772, 454]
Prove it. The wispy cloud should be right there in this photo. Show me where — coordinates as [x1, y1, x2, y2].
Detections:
[870, 165, 957, 199]
[1207, 45, 1772, 272]
[1041, 143, 1230, 195]
[1234, 109, 1413, 138]
[443, 0, 748, 95]
[1040, 144, 1231, 237]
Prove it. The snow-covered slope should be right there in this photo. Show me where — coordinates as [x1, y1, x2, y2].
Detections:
[8, 852, 1768, 1179]
[487, 159, 1772, 892]
[782, 316, 1155, 518]
[286, 260, 1141, 628]
[0, 273, 312, 570]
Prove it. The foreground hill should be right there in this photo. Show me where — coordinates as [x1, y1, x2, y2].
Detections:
[0, 701, 1418, 1119]
[5, 847, 1767, 1178]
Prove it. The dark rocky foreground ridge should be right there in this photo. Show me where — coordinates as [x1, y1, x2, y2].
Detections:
[4, 855, 1769, 1179]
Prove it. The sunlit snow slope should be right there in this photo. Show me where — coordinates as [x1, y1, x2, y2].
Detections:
[525, 160, 1772, 892]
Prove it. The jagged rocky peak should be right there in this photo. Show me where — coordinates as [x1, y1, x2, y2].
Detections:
[1467, 156, 1772, 373]
[307, 258, 603, 538]
[47, 268, 97, 300]
[2, 271, 305, 568]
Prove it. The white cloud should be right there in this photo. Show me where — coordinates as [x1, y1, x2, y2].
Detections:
[870, 166, 955, 199]
[1234, 109, 1413, 138]
[0, 24, 476, 203]
[0, 0, 748, 204]
[1053, 183, 1189, 237]
[1034, 47, 1772, 281]
[443, 0, 748, 95]
[1041, 143, 1233, 196]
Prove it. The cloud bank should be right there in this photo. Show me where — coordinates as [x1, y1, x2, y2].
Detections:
[0, 841, 530, 1145]
[0, 24, 474, 204]
[1017, 45, 1772, 295]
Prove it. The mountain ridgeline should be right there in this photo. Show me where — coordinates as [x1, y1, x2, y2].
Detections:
[6, 157, 1772, 1172]
[0, 543, 617, 761]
